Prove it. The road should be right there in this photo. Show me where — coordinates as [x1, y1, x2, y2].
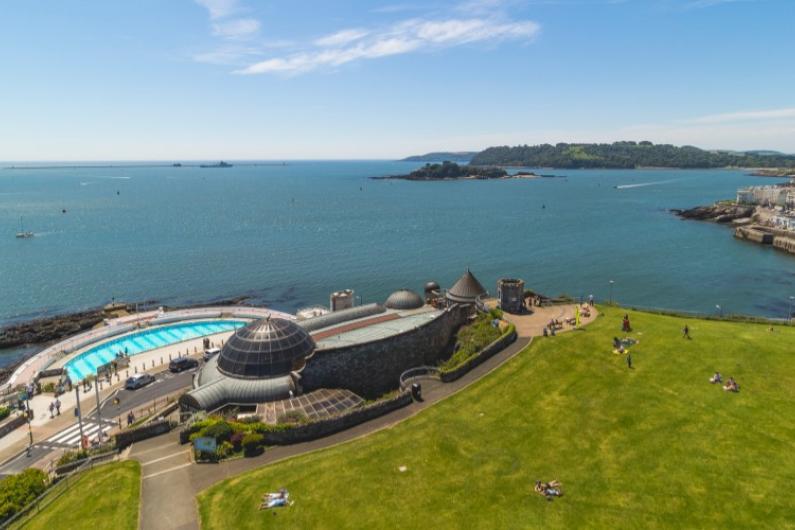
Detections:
[0, 367, 196, 476]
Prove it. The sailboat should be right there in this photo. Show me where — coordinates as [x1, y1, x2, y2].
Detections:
[15, 217, 34, 239]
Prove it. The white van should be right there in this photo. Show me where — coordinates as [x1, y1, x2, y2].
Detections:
[203, 347, 221, 361]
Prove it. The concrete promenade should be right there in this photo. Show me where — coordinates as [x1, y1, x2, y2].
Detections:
[130, 303, 598, 530]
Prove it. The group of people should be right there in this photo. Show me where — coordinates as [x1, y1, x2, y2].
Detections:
[710, 372, 739, 392]
[47, 398, 62, 418]
[534, 480, 563, 500]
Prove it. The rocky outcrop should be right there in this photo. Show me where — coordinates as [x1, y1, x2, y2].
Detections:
[0, 311, 105, 349]
[672, 203, 754, 223]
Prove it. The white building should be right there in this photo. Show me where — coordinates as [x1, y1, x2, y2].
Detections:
[736, 186, 788, 207]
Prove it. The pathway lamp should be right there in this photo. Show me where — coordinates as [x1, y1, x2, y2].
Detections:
[716, 304, 723, 318]
[609, 280, 615, 305]
[788, 296, 794, 324]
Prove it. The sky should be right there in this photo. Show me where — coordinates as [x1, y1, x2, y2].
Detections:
[1, 0, 794, 160]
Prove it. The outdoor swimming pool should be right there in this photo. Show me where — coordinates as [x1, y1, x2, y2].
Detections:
[64, 320, 246, 382]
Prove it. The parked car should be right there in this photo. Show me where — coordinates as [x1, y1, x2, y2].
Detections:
[169, 356, 199, 373]
[203, 347, 221, 361]
[125, 373, 155, 390]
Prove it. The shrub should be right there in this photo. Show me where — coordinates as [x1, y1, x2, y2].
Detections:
[217, 441, 235, 459]
[201, 421, 233, 443]
[241, 433, 264, 456]
[0, 407, 10, 421]
[56, 450, 89, 467]
[0, 468, 48, 520]
[230, 431, 245, 450]
[41, 382, 56, 394]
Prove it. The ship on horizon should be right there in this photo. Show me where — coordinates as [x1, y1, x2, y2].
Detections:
[199, 161, 233, 168]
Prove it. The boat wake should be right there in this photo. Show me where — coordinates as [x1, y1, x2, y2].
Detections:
[615, 179, 678, 190]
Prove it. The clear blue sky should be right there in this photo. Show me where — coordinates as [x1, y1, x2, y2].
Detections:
[1, 0, 793, 160]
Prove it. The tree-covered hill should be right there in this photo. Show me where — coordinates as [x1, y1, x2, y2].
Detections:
[470, 141, 795, 169]
[375, 161, 507, 180]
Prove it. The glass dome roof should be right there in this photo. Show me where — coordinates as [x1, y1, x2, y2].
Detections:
[217, 316, 316, 379]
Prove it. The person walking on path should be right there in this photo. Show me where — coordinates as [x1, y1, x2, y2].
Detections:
[48, 401, 55, 419]
[626, 352, 633, 369]
[588, 294, 594, 307]
[683, 325, 690, 339]
[54, 398, 61, 416]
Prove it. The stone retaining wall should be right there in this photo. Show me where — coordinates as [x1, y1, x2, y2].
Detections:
[440, 327, 518, 383]
[0, 415, 28, 440]
[114, 419, 173, 449]
[301, 305, 469, 399]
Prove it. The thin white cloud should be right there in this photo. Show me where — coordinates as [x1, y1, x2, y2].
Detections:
[686, 108, 795, 124]
[212, 18, 260, 39]
[685, 0, 758, 8]
[314, 29, 370, 47]
[236, 17, 540, 75]
[195, 0, 239, 20]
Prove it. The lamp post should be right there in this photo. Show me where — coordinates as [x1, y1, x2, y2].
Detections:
[789, 296, 794, 324]
[609, 280, 615, 305]
[24, 391, 33, 457]
[94, 372, 103, 444]
[716, 304, 722, 318]
[75, 385, 85, 449]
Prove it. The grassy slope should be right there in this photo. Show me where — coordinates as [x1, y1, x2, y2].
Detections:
[198, 309, 795, 529]
[22, 461, 140, 530]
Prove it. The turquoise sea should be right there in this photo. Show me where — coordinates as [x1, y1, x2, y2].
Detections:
[1, 161, 793, 363]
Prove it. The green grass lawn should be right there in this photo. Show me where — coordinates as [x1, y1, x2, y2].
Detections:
[198, 309, 795, 529]
[21, 461, 140, 530]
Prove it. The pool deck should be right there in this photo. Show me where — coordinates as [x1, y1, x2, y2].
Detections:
[0, 306, 294, 463]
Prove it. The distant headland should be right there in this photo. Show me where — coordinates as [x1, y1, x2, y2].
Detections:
[403, 141, 795, 170]
[400, 151, 478, 163]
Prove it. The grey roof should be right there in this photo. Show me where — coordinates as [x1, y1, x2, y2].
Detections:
[384, 289, 424, 310]
[298, 303, 385, 332]
[217, 316, 315, 379]
[446, 269, 487, 303]
[180, 373, 295, 411]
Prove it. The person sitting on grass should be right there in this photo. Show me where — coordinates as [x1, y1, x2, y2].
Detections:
[709, 372, 722, 384]
[723, 377, 739, 392]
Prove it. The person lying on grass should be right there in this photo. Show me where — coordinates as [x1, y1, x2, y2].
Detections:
[709, 372, 722, 384]
[534, 480, 563, 498]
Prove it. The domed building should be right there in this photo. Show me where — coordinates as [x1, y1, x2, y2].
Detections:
[384, 289, 424, 310]
[446, 268, 487, 305]
[180, 316, 316, 412]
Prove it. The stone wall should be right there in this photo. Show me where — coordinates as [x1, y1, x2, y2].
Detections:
[114, 419, 173, 449]
[301, 305, 469, 399]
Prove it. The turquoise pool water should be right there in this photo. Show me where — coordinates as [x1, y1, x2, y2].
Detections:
[64, 320, 246, 382]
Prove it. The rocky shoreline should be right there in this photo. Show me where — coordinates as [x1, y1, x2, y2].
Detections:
[671, 202, 755, 224]
[0, 296, 253, 351]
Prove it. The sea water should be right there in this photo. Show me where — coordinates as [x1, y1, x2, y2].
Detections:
[1, 161, 793, 340]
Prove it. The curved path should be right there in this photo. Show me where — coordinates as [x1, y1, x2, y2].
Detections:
[129, 304, 597, 530]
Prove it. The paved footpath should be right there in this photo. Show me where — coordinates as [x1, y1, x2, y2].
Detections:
[130, 303, 599, 530]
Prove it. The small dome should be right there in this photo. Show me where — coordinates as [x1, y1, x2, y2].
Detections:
[424, 281, 440, 293]
[217, 316, 315, 379]
[384, 289, 424, 310]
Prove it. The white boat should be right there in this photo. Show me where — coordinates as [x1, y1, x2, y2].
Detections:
[15, 217, 34, 239]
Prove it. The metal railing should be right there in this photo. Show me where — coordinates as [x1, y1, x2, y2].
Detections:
[399, 366, 441, 391]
